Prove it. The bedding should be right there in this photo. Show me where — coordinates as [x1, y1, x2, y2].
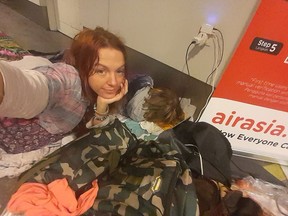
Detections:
[0, 32, 30, 61]
[0, 33, 73, 178]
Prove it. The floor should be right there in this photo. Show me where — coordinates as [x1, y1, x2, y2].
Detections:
[0, 1, 71, 212]
[0, 0, 72, 53]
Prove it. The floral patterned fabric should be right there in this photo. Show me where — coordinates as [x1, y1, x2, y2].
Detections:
[0, 32, 66, 154]
[0, 117, 64, 154]
[0, 32, 30, 61]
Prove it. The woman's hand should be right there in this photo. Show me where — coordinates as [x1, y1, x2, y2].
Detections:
[95, 79, 128, 113]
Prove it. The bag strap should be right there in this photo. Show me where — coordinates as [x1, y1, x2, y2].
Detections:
[16, 153, 61, 187]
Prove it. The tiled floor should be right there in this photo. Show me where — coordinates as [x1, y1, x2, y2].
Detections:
[0, 1, 72, 212]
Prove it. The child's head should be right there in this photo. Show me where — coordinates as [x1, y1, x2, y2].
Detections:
[143, 87, 185, 129]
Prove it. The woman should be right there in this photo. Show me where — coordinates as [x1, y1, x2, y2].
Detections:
[0, 27, 128, 176]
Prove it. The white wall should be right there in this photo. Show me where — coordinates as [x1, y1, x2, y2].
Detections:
[53, 0, 260, 85]
[27, 0, 46, 6]
[54, 0, 82, 38]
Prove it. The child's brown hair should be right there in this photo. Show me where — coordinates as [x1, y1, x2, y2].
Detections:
[143, 87, 184, 129]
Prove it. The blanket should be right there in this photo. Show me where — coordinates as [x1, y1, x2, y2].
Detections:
[0, 32, 30, 61]
[0, 32, 67, 178]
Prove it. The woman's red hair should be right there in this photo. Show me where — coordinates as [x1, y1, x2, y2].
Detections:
[64, 27, 127, 103]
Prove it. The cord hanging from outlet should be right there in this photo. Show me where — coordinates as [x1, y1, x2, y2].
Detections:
[193, 24, 214, 46]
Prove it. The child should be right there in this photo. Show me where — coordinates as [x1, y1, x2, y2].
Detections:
[125, 74, 185, 130]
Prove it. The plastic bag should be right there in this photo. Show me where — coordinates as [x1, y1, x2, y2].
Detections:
[232, 176, 288, 216]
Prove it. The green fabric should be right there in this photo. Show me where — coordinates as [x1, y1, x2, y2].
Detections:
[17, 118, 198, 216]
[0, 32, 30, 61]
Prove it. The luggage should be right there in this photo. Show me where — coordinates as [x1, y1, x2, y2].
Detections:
[158, 120, 233, 187]
[16, 119, 199, 216]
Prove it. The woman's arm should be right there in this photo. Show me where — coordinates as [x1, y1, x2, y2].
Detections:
[87, 79, 128, 127]
[0, 61, 49, 118]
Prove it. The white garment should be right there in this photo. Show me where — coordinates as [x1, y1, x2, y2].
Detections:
[139, 121, 163, 136]
[0, 133, 76, 178]
[6, 55, 53, 70]
[180, 98, 196, 121]
[0, 58, 49, 118]
[126, 86, 150, 122]
[0, 56, 86, 134]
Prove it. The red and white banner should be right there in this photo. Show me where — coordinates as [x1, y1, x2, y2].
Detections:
[200, 0, 288, 164]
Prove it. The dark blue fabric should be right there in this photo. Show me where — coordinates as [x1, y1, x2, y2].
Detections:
[126, 74, 154, 102]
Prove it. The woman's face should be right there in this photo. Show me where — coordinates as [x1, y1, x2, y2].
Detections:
[88, 48, 125, 99]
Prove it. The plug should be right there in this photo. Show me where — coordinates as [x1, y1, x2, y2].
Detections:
[200, 24, 213, 34]
[193, 32, 208, 46]
[192, 24, 214, 46]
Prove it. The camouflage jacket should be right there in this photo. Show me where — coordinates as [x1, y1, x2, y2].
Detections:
[17, 118, 199, 216]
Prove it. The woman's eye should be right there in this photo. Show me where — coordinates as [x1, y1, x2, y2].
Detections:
[94, 69, 106, 74]
[116, 68, 125, 74]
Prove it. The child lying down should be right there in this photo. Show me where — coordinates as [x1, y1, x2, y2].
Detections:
[124, 74, 196, 137]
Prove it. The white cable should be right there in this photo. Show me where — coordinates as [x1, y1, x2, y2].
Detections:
[206, 29, 224, 86]
[185, 26, 225, 122]
[184, 41, 197, 76]
[211, 34, 219, 87]
[198, 152, 204, 176]
[196, 29, 225, 121]
[185, 143, 204, 176]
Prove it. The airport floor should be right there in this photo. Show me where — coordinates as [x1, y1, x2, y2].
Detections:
[0, 0, 72, 53]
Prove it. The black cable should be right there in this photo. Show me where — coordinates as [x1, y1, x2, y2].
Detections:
[185, 40, 196, 76]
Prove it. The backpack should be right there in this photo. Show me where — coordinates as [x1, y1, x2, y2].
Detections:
[157, 120, 233, 187]
[16, 119, 199, 216]
[157, 120, 233, 216]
